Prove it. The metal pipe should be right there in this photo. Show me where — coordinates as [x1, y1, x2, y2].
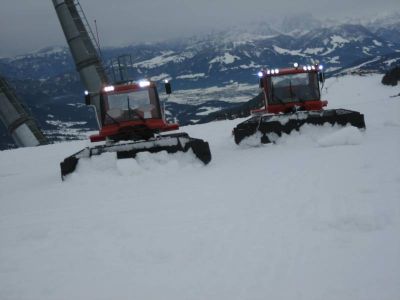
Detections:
[0, 76, 47, 147]
[52, 0, 109, 126]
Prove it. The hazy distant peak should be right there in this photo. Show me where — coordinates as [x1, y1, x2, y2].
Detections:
[278, 13, 323, 34]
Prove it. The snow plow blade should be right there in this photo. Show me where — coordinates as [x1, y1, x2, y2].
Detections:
[233, 109, 366, 145]
[60, 133, 211, 180]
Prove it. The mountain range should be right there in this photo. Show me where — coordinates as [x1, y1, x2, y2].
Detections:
[0, 13, 399, 149]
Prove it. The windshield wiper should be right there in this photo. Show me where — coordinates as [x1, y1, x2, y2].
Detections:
[271, 86, 286, 106]
[288, 81, 307, 104]
[105, 112, 120, 126]
[289, 81, 302, 102]
[130, 108, 146, 122]
[126, 96, 146, 122]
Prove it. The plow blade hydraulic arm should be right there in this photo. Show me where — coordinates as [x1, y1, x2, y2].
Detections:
[233, 109, 366, 145]
[60, 133, 211, 180]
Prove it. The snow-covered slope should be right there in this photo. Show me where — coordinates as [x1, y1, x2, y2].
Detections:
[0, 74, 399, 299]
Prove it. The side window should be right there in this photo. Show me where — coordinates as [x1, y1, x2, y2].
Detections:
[266, 79, 277, 104]
[308, 73, 320, 100]
[148, 87, 162, 119]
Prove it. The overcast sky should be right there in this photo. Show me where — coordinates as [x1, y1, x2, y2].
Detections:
[0, 0, 399, 57]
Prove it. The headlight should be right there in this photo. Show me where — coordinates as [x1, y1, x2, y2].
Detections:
[103, 85, 115, 92]
[139, 80, 151, 88]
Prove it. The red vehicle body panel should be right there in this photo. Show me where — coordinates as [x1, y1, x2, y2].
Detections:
[253, 100, 328, 115]
[90, 120, 179, 142]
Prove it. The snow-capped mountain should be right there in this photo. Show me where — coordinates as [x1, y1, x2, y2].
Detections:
[0, 15, 399, 148]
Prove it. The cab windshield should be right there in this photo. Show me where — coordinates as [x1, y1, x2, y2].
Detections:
[268, 73, 320, 104]
[103, 87, 161, 124]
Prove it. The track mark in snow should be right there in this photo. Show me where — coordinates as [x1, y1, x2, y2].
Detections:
[0, 172, 20, 178]
[322, 214, 390, 232]
[383, 120, 400, 127]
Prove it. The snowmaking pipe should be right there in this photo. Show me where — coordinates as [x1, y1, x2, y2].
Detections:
[52, 0, 109, 127]
[52, 0, 108, 92]
[0, 76, 47, 147]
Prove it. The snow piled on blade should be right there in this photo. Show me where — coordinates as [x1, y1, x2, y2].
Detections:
[71, 150, 203, 181]
[0, 74, 400, 300]
[273, 124, 365, 147]
[240, 131, 266, 147]
[317, 126, 364, 147]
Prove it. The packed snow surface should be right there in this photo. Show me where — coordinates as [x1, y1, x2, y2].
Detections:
[1, 74, 400, 299]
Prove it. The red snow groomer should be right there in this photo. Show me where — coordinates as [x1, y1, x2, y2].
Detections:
[233, 63, 366, 144]
[60, 80, 211, 179]
[53, 0, 211, 180]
